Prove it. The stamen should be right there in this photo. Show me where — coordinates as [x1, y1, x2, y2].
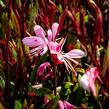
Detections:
[64, 57, 77, 76]
[30, 47, 43, 57]
[63, 55, 81, 66]
[61, 57, 71, 73]
[30, 46, 42, 53]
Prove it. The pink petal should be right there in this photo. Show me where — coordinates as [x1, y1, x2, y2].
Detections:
[52, 22, 59, 41]
[63, 101, 75, 109]
[89, 67, 98, 79]
[37, 62, 51, 77]
[44, 73, 51, 80]
[86, 67, 98, 96]
[58, 100, 64, 109]
[65, 49, 85, 58]
[48, 42, 61, 54]
[80, 74, 90, 91]
[34, 25, 46, 38]
[47, 29, 52, 41]
[22, 37, 44, 47]
[44, 96, 49, 105]
[89, 77, 97, 96]
[81, 67, 98, 97]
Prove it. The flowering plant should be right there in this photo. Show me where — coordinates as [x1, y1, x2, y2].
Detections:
[0, 0, 109, 109]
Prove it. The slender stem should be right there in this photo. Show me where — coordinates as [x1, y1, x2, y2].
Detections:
[54, 66, 57, 96]
[98, 101, 103, 109]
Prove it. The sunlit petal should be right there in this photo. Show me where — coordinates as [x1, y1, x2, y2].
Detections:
[80, 67, 99, 97]
[80, 73, 90, 91]
[52, 22, 59, 41]
[89, 77, 97, 96]
[58, 100, 64, 109]
[63, 101, 75, 109]
[34, 25, 46, 38]
[22, 37, 44, 47]
[47, 29, 52, 41]
[65, 49, 85, 58]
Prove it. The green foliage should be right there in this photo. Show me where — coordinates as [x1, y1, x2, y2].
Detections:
[60, 82, 73, 100]
[14, 100, 22, 109]
[44, 96, 59, 109]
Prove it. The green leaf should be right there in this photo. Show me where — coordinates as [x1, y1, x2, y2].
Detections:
[75, 12, 80, 22]
[14, 100, 22, 109]
[38, 87, 54, 99]
[10, 8, 20, 37]
[84, 15, 89, 23]
[76, 67, 85, 74]
[64, 82, 73, 89]
[22, 99, 28, 109]
[73, 83, 79, 92]
[59, 82, 73, 100]
[44, 96, 59, 109]
[0, 1, 6, 8]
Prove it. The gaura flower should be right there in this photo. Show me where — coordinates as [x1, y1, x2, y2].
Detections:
[48, 41, 85, 75]
[58, 100, 76, 109]
[22, 22, 59, 56]
[80, 67, 100, 96]
[36, 62, 53, 80]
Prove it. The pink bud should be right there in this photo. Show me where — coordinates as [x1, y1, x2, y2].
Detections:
[44, 96, 49, 105]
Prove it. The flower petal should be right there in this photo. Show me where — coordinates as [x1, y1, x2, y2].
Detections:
[80, 74, 90, 91]
[58, 100, 64, 109]
[44, 96, 49, 105]
[89, 77, 97, 96]
[47, 29, 53, 41]
[34, 25, 46, 38]
[63, 101, 75, 109]
[37, 62, 51, 77]
[80, 67, 98, 97]
[48, 42, 61, 54]
[89, 67, 98, 79]
[22, 37, 44, 47]
[52, 22, 59, 41]
[86, 67, 98, 96]
[65, 49, 85, 58]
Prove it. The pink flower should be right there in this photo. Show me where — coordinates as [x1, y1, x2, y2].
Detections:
[80, 67, 100, 96]
[48, 41, 85, 75]
[37, 62, 51, 76]
[36, 62, 53, 80]
[44, 96, 49, 105]
[58, 100, 76, 109]
[22, 23, 59, 56]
